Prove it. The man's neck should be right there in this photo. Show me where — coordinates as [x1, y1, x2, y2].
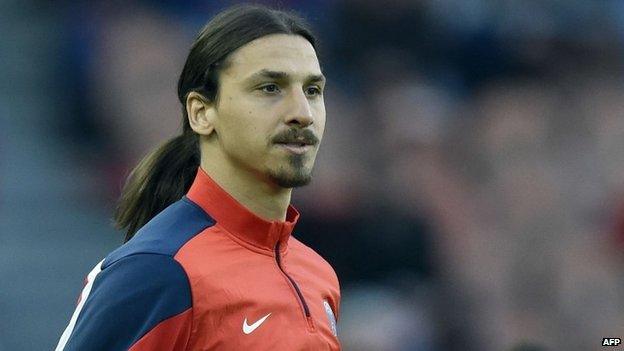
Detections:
[199, 157, 292, 222]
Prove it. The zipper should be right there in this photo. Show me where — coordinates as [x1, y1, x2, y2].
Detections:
[274, 242, 315, 330]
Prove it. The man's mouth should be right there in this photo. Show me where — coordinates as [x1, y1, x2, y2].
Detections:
[275, 141, 313, 154]
[272, 128, 318, 155]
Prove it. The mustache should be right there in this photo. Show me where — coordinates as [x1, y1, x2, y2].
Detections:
[271, 128, 319, 145]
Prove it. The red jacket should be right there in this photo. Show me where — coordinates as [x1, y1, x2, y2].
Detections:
[56, 167, 341, 350]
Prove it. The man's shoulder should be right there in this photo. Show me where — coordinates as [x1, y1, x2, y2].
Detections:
[289, 236, 338, 279]
[105, 197, 215, 269]
[61, 253, 193, 350]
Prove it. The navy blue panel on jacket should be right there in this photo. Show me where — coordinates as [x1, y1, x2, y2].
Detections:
[63, 254, 191, 350]
[104, 197, 215, 268]
[61, 197, 214, 350]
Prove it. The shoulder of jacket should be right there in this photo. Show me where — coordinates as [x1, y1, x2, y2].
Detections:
[289, 237, 338, 276]
[105, 197, 215, 268]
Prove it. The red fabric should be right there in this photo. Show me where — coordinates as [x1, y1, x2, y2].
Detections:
[174, 168, 341, 350]
[129, 308, 192, 351]
[186, 167, 299, 253]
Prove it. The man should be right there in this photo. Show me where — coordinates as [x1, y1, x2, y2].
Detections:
[55, 5, 341, 350]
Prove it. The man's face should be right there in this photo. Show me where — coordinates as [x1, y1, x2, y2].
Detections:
[212, 34, 326, 188]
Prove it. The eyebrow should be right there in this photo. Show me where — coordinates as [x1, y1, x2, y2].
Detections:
[246, 69, 326, 84]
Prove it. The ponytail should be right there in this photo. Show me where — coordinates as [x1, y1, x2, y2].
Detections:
[114, 132, 199, 242]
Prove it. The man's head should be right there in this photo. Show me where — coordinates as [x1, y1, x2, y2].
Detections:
[116, 5, 323, 240]
[179, 6, 325, 188]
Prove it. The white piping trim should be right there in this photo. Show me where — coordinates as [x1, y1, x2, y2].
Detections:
[55, 259, 104, 351]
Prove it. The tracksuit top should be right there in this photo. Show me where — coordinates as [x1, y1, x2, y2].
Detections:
[56, 167, 341, 350]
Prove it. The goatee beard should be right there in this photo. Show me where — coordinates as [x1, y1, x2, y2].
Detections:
[268, 154, 312, 188]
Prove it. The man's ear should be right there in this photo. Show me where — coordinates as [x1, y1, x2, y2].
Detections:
[186, 91, 216, 136]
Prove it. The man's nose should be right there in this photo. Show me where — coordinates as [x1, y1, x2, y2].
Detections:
[283, 88, 313, 127]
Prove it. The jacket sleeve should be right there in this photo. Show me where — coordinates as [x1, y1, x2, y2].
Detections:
[55, 254, 193, 351]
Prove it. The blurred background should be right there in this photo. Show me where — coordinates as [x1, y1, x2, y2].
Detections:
[2, 0, 624, 350]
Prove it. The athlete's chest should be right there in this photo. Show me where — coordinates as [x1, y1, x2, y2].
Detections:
[177, 242, 340, 350]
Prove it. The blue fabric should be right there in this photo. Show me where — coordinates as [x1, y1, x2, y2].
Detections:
[62, 197, 214, 350]
[63, 254, 191, 350]
[104, 196, 215, 268]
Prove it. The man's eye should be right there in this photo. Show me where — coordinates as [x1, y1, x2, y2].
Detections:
[305, 86, 322, 97]
[260, 84, 280, 94]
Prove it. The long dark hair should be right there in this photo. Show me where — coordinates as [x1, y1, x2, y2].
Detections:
[115, 4, 318, 241]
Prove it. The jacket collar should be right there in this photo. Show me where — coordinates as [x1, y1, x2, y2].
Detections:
[186, 167, 299, 253]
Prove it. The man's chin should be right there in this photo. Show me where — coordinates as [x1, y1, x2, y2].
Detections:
[266, 154, 315, 188]
[268, 169, 312, 188]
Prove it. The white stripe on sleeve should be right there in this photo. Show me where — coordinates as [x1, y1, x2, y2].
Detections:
[55, 259, 104, 351]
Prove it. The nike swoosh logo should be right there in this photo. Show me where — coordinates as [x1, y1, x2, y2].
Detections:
[243, 313, 272, 334]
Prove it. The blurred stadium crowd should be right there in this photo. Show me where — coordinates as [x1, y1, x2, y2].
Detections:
[2, 1, 624, 350]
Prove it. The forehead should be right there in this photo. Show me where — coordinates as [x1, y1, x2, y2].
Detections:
[221, 34, 322, 82]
